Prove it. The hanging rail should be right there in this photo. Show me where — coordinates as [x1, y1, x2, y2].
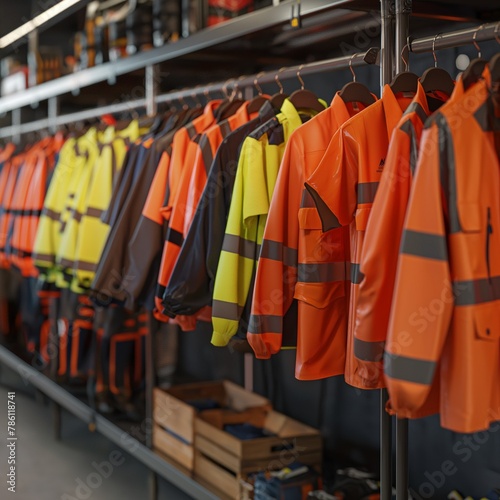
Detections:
[0, 48, 379, 140]
[409, 21, 500, 53]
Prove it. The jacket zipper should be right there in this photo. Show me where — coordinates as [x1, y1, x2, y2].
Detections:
[486, 207, 493, 284]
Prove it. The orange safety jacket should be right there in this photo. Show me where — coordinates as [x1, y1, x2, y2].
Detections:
[155, 101, 257, 329]
[385, 70, 500, 433]
[354, 81, 452, 391]
[305, 84, 413, 389]
[247, 94, 370, 380]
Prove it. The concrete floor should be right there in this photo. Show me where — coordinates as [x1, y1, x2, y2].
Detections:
[0, 366, 193, 500]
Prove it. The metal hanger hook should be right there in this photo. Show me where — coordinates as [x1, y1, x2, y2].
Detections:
[495, 23, 500, 45]
[401, 44, 410, 72]
[274, 67, 286, 94]
[222, 78, 233, 99]
[472, 25, 483, 58]
[192, 87, 202, 106]
[297, 64, 306, 90]
[349, 53, 358, 82]
[432, 33, 441, 68]
[254, 71, 265, 95]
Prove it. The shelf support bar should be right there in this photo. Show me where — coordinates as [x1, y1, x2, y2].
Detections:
[380, 2, 395, 500]
[395, 0, 412, 74]
[145, 65, 159, 116]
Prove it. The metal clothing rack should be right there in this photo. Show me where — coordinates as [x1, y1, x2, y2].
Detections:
[0, 49, 379, 141]
[0, 3, 498, 498]
[0, 48, 382, 500]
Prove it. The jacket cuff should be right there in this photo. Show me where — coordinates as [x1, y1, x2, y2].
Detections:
[211, 331, 234, 347]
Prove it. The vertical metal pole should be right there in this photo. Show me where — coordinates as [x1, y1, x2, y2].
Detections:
[146, 312, 158, 500]
[380, 0, 395, 91]
[145, 65, 159, 116]
[11, 109, 21, 145]
[48, 97, 59, 135]
[395, 0, 412, 74]
[394, 3, 411, 499]
[396, 418, 409, 499]
[380, 2, 395, 500]
[243, 84, 255, 393]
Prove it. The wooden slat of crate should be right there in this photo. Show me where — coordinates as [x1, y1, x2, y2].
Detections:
[153, 423, 194, 470]
[195, 410, 322, 463]
[195, 450, 241, 500]
[153, 388, 195, 444]
[154, 381, 271, 446]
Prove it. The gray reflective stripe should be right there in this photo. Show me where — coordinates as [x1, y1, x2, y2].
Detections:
[436, 113, 461, 234]
[300, 189, 315, 208]
[43, 208, 60, 221]
[34, 252, 54, 263]
[196, 135, 213, 174]
[69, 207, 83, 223]
[220, 120, 232, 138]
[453, 276, 500, 306]
[185, 123, 197, 140]
[354, 338, 385, 362]
[74, 260, 97, 272]
[404, 101, 428, 124]
[212, 299, 243, 321]
[222, 234, 256, 260]
[384, 352, 436, 385]
[297, 261, 346, 283]
[350, 263, 365, 284]
[58, 258, 75, 269]
[248, 314, 282, 334]
[400, 229, 447, 260]
[357, 182, 379, 204]
[260, 240, 297, 268]
[86, 207, 105, 219]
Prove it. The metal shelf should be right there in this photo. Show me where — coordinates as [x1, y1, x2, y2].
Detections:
[0, 345, 219, 500]
[0, 0, 361, 115]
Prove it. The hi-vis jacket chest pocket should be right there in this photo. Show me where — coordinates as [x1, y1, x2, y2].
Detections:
[457, 202, 482, 233]
[294, 281, 345, 310]
[474, 301, 500, 341]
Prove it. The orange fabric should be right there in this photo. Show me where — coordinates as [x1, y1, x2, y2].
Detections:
[306, 85, 412, 389]
[386, 71, 500, 433]
[354, 81, 452, 392]
[247, 94, 368, 380]
[155, 101, 257, 329]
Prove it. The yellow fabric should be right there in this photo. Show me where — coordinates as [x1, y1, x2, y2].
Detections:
[211, 99, 303, 346]
[33, 136, 78, 285]
[72, 120, 141, 292]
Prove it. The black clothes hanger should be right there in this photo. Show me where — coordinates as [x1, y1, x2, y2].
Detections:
[339, 54, 377, 106]
[463, 26, 487, 90]
[289, 65, 326, 113]
[390, 71, 419, 94]
[270, 68, 289, 111]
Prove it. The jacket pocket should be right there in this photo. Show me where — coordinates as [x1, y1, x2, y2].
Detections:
[293, 281, 345, 309]
[474, 301, 500, 341]
[457, 202, 482, 233]
[298, 207, 322, 229]
[355, 207, 371, 231]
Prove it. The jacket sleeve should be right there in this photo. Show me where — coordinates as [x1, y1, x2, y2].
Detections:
[162, 142, 228, 316]
[123, 152, 170, 309]
[211, 138, 262, 346]
[354, 127, 413, 387]
[154, 141, 202, 319]
[385, 122, 452, 415]
[247, 139, 299, 358]
[305, 128, 359, 231]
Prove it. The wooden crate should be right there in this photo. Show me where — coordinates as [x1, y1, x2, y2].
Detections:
[194, 409, 322, 498]
[153, 380, 271, 470]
